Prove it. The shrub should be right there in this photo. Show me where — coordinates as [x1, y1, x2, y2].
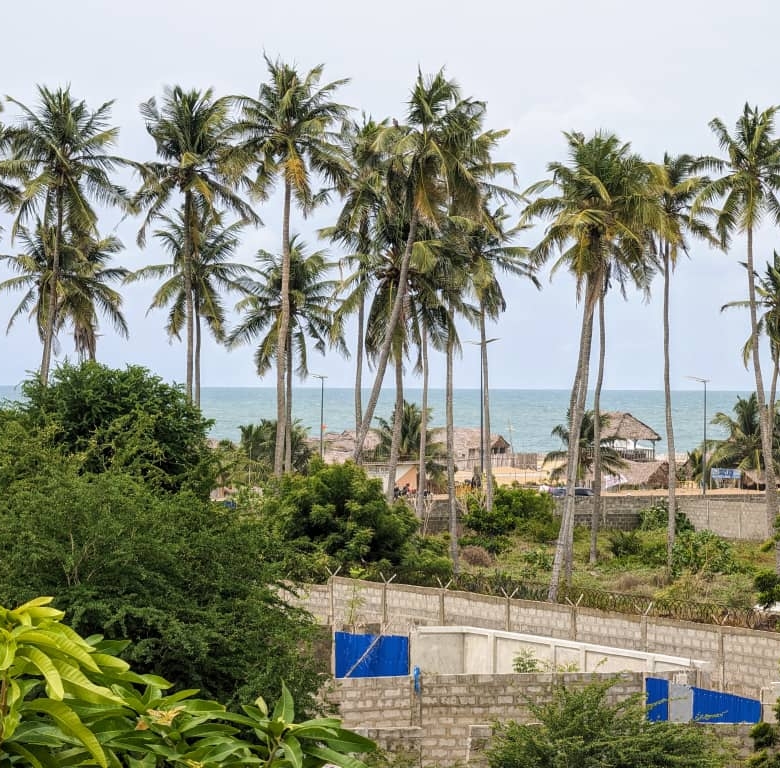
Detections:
[607, 530, 643, 558]
[513, 648, 543, 673]
[521, 547, 553, 572]
[639, 499, 694, 534]
[461, 545, 494, 567]
[463, 487, 555, 539]
[671, 530, 736, 577]
[459, 533, 510, 555]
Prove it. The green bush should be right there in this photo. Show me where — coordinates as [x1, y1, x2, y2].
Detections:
[607, 530, 643, 558]
[463, 487, 555, 539]
[671, 530, 736, 577]
[460, 533, 511, 555]
[754, 571, 780, 608]
[638, 499, 694, 534]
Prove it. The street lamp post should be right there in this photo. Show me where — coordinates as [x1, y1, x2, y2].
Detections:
[687, 375, 710, 496]
[312, 374, 327, 460]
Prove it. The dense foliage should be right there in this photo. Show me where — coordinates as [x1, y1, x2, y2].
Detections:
[488, 678, 729, 768]
[462, 486, 557, 553]
[0, 597, 373, 768]
[18, 361, 214, 495]
[247, 461, 452, 582]
[0, 409, 325, 710]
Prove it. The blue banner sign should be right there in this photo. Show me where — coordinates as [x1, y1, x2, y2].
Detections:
[710, 468, 741, 480]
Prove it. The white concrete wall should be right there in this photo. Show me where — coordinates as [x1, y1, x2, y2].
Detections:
[411, 625, 710, 678]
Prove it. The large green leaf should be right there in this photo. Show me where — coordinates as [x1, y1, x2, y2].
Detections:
[17, 645, 65, 700]
[23, 699, 108, 768]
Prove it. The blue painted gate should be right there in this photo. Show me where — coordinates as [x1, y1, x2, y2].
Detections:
[646, 677, 761, 724]
[334, 632, 409, 678]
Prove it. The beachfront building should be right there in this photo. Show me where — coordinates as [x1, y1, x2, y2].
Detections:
[598, 411, 661, 462]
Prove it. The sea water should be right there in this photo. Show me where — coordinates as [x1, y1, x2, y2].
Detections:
[0, 384, 747, 456]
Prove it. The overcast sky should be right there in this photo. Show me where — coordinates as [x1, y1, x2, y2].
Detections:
[0, 0, 778, 391]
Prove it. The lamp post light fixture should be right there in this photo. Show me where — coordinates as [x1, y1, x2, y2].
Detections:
[687, 375, 710, 496]
[465, 338, 500, 476]
[312, 374, 327, 460]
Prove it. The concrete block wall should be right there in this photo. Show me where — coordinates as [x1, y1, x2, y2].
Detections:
[294, 578, 780, 699]
[328, 672, 644, 767]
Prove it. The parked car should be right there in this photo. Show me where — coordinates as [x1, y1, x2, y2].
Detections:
[548, 487, 594, 497]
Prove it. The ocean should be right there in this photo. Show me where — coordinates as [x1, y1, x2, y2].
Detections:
[0, 384, 748, 456]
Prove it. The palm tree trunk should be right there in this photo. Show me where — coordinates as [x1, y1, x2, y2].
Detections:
[274, 182, 292, 476]
[663, 242, 678, 572]
[385, 351, 404, 503]
[549, 275, 598, 601]
[446, 329, 459, 574]
[285, 333, 293, 473]
[354, 212, 418, 462]
[589, 287, 606, 565]
[417, 331, 429, 518]
[746, 226, 779, 545]
[183, 191, 195, 402]
[194, 302, 202, 408]
[40, 186, 64, 385]
[355, 295, 365, 445]
[480, 306, 494, 514]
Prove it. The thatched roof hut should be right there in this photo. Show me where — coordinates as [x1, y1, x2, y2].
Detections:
[601, 412, 662, 461]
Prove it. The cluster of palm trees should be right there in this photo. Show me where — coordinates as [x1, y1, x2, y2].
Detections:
[2, 65, 780, 588]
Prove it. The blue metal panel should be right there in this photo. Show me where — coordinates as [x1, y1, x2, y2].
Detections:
[691, 687, 761, 724]
[334, 632, 409, 678]
[645, 677, 669, 721]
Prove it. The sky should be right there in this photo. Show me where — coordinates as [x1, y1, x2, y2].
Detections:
[0, 0, 778, 392]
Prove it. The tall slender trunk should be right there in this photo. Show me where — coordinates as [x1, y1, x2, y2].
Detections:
[355, 295, 365, 443]
[354, 213, 418, 462]
[385, 352, 404, 503]
[480, 306, 494, 514]
[40, 186, 64, 385]
[285, 335, 293, 473]
[417, 331, 429, 518]
[183, 191, 195, 402]
[549, 276, 598, 601]
[746, 226, 779, 543]
[446, 330, 458, 573]
[194, 302, 202, 408]
[770, 350, 779, 428]
[663, 242, 678, 571]
[589, 287, 606, 564]
[274, 182, 292, 476]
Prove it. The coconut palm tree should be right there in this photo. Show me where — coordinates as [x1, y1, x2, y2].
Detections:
[126, 205, 253, 405]
[722, 251, 780, 426]
[352, 70, 504, 464]
[523, 130, 661, 600]
[134, 85, 257, 402]
[463, 206, 538, 514]
[229, 236, 347, 468]
[695, 104, 780, 538]
[654, 153, 716, 569]
[0, 223, 128, 361]
[543, 410, 628, 482]
[233, 56, 350, 475]
[709, 393, 772, 474]
[323, 116, 388, 435]
[0, 86, 129, 383]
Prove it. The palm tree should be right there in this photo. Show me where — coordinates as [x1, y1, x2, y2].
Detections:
[722, 251, 780, 425]
[375, 400, 444, 462]
[324, 116, 388, 435]
[523, 131, 660, 600]
[134, 85, 257, 402]
[654, 154, 716, 569]
[229, 236, 347, 469]
[352, 70, 503, 464]
[126, 205, 253, 405]
[0, 86, 129, 383]
[543, 410, 628, 482]
[709, 393, 769, 474]
[464, 206, 538, 514]
[695, 104, 780, 539]
[233, 55, 350, 476]
[0, 223, 128, 361]
[239, 419, 312, 476]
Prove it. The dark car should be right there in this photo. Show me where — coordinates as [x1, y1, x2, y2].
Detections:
[548, 487, 593, 497]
